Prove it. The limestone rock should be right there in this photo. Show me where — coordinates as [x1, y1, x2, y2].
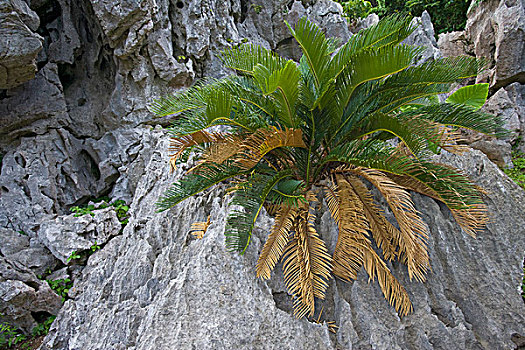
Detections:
[40, 133, 334, 350]
[37, 208, 122, 264]
[0, 63, 69, 147]
[0, 228, 58, 276]
[40, 130, 525, 349]
[437, 31, 471, 57]
[466, 0, 525, 90]
[350, 13, 379, 33]
[404, 11, 441, 64]
[0, 0, 43, 89]
[0, 256, 62, 334]
[0, 127, 148, 235]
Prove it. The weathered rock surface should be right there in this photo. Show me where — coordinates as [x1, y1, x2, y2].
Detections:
[465, 0, 525, 90]
[38, 208, 122, 264]
[0, 228, 58, 276]
[0, 0, 43, 89]
[0, 0, 523, 347]
[437, 31, 471, 57]
[0, 255, 62, 334]
[404, 11, 441, 64]
[40, 129, 525, 349]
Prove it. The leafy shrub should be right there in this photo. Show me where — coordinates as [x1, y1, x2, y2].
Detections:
[150, 16, 502, 317]
[372, 0, 470, 35]
[70, 197, 129, 224]
[32, 316, 56, 337]
[0, 323, 26, 348]
[46, 278, 73, 302]
[336, 0, 373, 22]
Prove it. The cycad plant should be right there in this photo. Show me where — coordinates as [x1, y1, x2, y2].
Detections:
[150, 15, 504, 318]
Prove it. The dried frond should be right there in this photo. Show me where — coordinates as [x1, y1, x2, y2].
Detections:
[346, 176, 399, 261]
[346, 167, 430, 282]
[328, 175, 371, 281]
[282, 206, 332, 318]
[256, 205, 297, 279]
[169, 131, 229, 172]
[360, 241, 413, 316]
[234, 127, 306, 169]
[387, 172, 488, 237]
[189, 215, 212, 239]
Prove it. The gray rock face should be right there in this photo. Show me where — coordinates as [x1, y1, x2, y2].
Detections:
[404, 11, 441, 64]
[437, 31, 471, 57]
[40, 129, 525, 349]
[0, 255, 62, 334]
[38, 208, 122, 264]
[466, 0, 525, 90]
[0, 0, 523, 348]
[0, 228, 58, 276]
[0, 0, 43, 89]
[0, 63, 69, 147]
[40, 133, 335, 350]
[0, 126, 149, 235]
[350, 13, 379, 34]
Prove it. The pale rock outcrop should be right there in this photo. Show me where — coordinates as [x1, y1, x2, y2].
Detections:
[0, 0, 43, 89]
[465, 0, 525, 90]
[437, 31, 471, 57]
[40, 130, 525, 349]
[38, 208, 122, 264]
[0, 256, 62, 334]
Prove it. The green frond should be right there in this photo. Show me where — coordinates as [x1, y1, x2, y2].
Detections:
[156, 162, 246, 211]
[326, 14, 415, 84]
[402, 103, 507, 137]
[220, 44, 286, 74]
[255, 61, 302, 127]
[148, 79, 221, 117]
[328, 44, 422, 140]
[286, 17, 333, 89]
[225, 169, 296, 253]
[384, 56, 483, 87]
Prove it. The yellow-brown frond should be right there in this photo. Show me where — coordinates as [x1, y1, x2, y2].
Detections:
[347, 176, 399, 261]
[450, 204, 488, 238]
[387, 173, 488, 238]
[256, 205, 297, 280]
[189, 215, 212, 239]
[330, 175, 371, 281]
[169, 131, 229, 172]
[347, 167, 430, 282]
[282, 206, 332, 318]
[234, 127, 306, 169]
[360, 241, 413, 317]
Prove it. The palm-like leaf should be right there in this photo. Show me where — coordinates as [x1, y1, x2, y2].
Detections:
[152, 15, 503, 319]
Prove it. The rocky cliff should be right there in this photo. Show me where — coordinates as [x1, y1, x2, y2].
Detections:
[0, 0, 524, 349]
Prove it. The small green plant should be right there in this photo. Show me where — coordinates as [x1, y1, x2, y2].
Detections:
[90, 241, 101, 252]
[0, 322, 26, 348]
[47, 278, 73, 302]
[66, 251, 81, 263]
[337, 0, 372, 22]
[251, 4, 262, 13]
[70, 198, 130, 225]
[32, 315, 56, 337]
[17, 230, 27, 236]
[504, 152, 525, 190]
[111, 200, 130, 224]
[70, 204, 96, 217]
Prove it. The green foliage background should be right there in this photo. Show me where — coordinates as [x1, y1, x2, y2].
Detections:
[337, 0, 471, 34]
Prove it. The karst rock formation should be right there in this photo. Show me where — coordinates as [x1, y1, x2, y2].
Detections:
[0, 0, 524, 349]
